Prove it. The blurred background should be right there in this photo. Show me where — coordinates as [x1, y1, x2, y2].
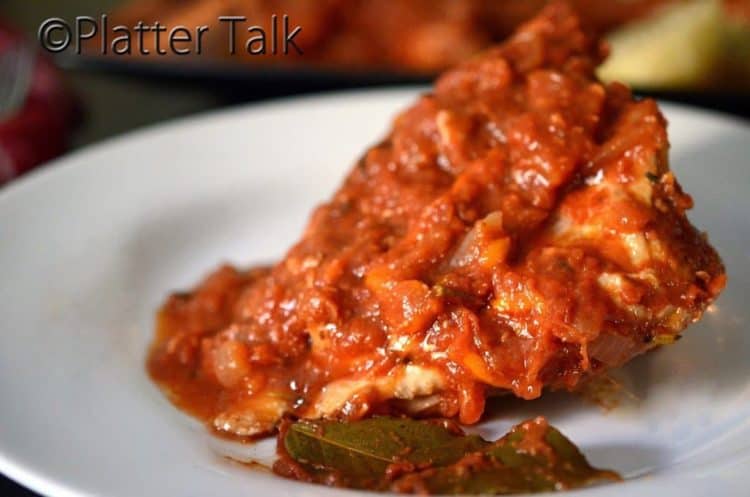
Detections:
[0, 0, 748, 492]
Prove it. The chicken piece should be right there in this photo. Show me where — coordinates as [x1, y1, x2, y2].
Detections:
[148, 2, 725, 437]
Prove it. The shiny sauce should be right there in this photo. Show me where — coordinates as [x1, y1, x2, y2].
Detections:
[148, 4, 725, 439]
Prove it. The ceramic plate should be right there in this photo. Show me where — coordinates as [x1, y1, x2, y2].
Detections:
[0, 89, 748, 497]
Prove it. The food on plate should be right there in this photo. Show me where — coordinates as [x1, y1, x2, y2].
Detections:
[274, 415, 621, 493]
[148, 1, 725, 445]
[110, 0, 750, 89]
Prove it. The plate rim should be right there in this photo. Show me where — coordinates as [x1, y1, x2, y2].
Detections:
[2, 85, 749, 206]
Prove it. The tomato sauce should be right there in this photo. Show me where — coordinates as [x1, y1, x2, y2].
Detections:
[148, 3, 725, 438]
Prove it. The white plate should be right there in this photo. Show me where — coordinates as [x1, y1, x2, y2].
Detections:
[0, 89, 749, 497]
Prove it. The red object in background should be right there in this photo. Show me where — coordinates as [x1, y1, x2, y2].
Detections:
[0, 20, 78, 185]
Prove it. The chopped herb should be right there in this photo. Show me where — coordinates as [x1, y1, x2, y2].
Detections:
[645, 171, 661, 183]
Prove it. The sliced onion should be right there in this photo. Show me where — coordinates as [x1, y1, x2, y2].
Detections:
[588, 332, 645, 367]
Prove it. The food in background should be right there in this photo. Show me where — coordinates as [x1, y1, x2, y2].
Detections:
[0, 20, 78, 185]
[110, 0, 750, 89]
[599, 0, 750, 89]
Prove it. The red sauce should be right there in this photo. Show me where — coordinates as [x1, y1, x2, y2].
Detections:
[148, 3, 725, 438]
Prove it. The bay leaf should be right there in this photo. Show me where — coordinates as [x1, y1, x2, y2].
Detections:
[393, 417, 621, 495]
[279, 416, 620, 494]
[282, 417, 488, 488]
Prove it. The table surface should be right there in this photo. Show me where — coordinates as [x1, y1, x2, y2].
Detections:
[1, 1, 748, 496]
